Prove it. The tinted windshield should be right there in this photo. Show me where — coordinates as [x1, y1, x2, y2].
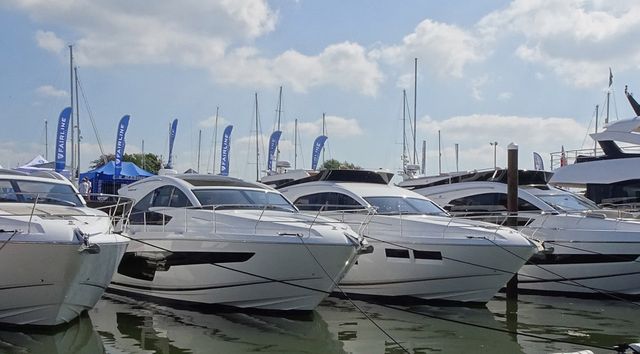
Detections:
[363, 196, 448, 216]
[192, 189, 297, 212]
[538, 193, 598, 212]
[0, 179, 83, 207]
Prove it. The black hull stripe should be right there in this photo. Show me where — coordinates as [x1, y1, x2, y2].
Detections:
[519, 270, 640, 284]
[340, 273, 500, 287]
[110, 275, 322, 292]
[527, 253, 640, 265]
[0, 283, 53, 291]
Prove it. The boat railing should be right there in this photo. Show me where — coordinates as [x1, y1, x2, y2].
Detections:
[296, 203, 526, 240]
[549, 145, 640, 170]
[1, 191, 133, 235]
[126, 203, 367, 238]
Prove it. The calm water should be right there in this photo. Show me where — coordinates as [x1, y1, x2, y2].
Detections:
[0, 293, 638, 354]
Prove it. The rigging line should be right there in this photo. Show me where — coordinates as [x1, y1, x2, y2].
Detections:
[372, 301, 618, 352]
[482, 236, 640, 308]
[0, 230, 20, 253]
[76, 74, 106, 159]
[581, 106, 595, 149]
[295, 235, 410, 354]
[362, 231, 640, 307]
[613, 90, 619, 121]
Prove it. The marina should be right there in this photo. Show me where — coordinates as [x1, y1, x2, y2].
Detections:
[3, 1, 640, 353]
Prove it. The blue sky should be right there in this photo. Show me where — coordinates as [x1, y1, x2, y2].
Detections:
[1, 0, 639, 180]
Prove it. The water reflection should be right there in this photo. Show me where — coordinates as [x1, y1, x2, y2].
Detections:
[91, 294, 345, 353]
[0, 314, 104, 354]
[88, 294, 640, 354]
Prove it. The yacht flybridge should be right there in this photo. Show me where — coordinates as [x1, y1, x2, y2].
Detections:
[0, 170, 129, 326]
[276, 170, 535, 304]
[112, 174, 364, 311]
[401, 169, 640, 297]
[550, 116, 640, 208]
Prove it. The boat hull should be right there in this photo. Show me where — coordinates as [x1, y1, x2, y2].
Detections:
[109, 235, 358, 311]
[339, 238, 534, 303]
[0, 240, 127, 326]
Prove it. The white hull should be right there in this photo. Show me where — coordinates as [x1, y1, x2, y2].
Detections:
[110, 236, 358, 310]
[340, 238, 534, 303]
[518, 240, 640, 295]
[0, 240, 127, 326]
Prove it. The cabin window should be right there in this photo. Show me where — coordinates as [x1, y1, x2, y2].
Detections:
[293, 192, 362, 211]
[192, 189, 296, 212]
[129, 186, 192, 225]
[0, 180, 18, 202]
[446, 193, 539, 213]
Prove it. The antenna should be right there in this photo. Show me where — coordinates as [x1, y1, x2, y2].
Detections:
[413, 58, 418, 164]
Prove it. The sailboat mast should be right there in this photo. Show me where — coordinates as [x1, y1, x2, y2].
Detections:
[413, 57, 418, 165]
[255, 92, 260, 181]
[402, 90, 407, 173]
[44, 119, 48, 160]
[197, 129, 202, 173]
[212, 106, 219, 174]
[294, 118, 298, 169]
[606, 68, 612, 125]
[69, 45, 75, 182]
[141, 139, 145, 169]
[438, 130, 442, 175]
[595, 104, 599, 155]
[74, 66, 80, 178]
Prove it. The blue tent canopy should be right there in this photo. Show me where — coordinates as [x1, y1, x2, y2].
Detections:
[80, 161, 153, 195]
[80, 161, 153, 181]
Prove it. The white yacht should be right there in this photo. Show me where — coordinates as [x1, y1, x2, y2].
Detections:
[277, 170, 535, 304]
[112, 174, 364, 311]
[0, 170, 129, 326]
[550, 116, 640, 209]
[401, 169, 640, 297]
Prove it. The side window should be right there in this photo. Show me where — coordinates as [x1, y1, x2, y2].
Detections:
[152, 186, 173, 207]
[169, 188, 191, 208]
[447, 193, 504, 212]
[0, 180, 17, 202]
[518, 198, 540, 211]
[294, 192, 361, 211]
[130, 191, 154, 224]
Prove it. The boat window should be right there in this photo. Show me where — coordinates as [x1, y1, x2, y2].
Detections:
[150, 186, 192, 208]
[129, 186, 192, 225]
[0, 180, 18, 202]
[193, 189, 296, 212]
[293, 192, 362, 211]
[447, 193, 539, 213]
[363, 197, 448, 216]
[4, 180, 82, 207]
[538, 193, 597, 212]
[586, 179, 640, 205]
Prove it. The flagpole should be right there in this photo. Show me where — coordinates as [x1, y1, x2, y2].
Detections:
[69, 45, 75, 183]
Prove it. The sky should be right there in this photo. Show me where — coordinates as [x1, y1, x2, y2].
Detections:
[2, 0, 640, 181]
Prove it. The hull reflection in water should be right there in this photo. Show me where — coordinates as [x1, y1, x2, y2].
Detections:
[90, 294, 345, 353]
[0, 314, 104, 353]
[88, 294, 640, 353]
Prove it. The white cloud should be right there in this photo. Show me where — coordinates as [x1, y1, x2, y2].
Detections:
[374, 19, 485, 79]
[35, 30, 65, 53]
[498, 91, 513, 101]
[477, 0, 640, 88]
[471, 75, 489, 101]
[283, 114, 364, 139]
[8, 1, 382, 95]
[416, 114, 588, 170]
[198, 114, 229, 128]
[35, 85, 68, 98]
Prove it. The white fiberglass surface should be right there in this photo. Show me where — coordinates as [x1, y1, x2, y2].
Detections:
[192, 189, 296, 212]
[0, 179, 82, 207]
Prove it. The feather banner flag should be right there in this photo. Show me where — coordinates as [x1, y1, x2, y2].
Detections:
[311, 135, 328, 170]
[55, 106, 72, 172]
[166, 118, 178, 169]
[267, 130, 282, 171]
[533, 152, 544, 170]
[114, 115, 131, 177]
[219, 125, 233, 176]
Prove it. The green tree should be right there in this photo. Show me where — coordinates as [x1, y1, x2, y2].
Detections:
[320, 159, 360, 170]
[90, 153, 162, 174]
